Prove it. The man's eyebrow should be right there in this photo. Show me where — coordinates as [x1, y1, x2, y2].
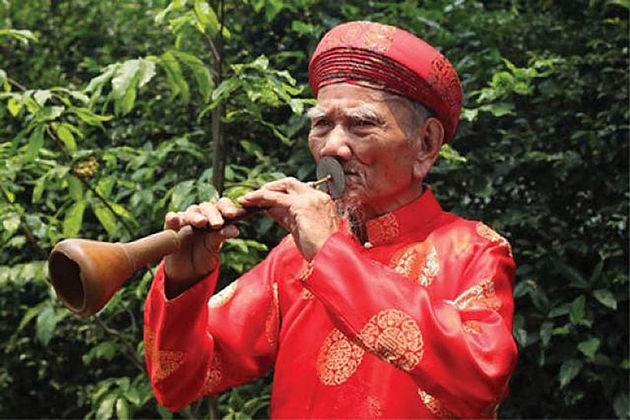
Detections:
[306, 106, 327, 120]
[345, 104, 384, 123]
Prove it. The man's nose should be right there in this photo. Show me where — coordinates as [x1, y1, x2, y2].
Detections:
[318, 126, 352, 161]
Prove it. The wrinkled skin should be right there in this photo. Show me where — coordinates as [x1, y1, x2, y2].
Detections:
[163, 83, 444, 295]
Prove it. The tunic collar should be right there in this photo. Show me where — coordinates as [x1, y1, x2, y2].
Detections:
[365, 187, 442, 246]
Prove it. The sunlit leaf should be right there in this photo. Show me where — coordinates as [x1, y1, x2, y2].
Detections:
[63, 200, 86, 237]
[92, 203, 117, 236]
[24, 126, 44, 160]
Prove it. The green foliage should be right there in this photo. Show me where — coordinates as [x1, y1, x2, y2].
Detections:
[0, 0, 627, 418]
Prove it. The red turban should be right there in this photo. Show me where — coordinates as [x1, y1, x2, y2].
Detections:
[308, 21, 463, 143]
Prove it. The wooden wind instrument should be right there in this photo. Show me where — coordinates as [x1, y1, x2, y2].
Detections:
[48, 157, 345, 317]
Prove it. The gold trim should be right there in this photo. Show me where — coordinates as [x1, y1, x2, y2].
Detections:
[476, 222, 513, 257]
[144, 329, 185, 383]
[454, 279, 501, 311]
[208, 280, 238, 309]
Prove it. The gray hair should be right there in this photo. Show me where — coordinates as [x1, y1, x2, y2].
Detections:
[403, 97, 433, 141]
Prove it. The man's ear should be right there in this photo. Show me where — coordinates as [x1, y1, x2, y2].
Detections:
[412, 117, 444, 180]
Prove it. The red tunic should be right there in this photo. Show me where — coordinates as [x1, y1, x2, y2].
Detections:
[144, 189, 517, 418]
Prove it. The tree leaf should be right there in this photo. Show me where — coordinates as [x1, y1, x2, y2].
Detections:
[63, 200, 86, 237]
[124, 386, 141, 406]
[24, 126, 44, 160]
[193, 0, 221, 36]
[160, 51, 190, 102]
[614, 392, 630, 419]
[32, 175, 46, 203]
[96, 392, 117, 419]
[559, 359, 582, 388]
[54, 123, 76, 151]
[7, 96, 22, 116]
[170, 50, 213, 102]
[2, 212, 20, 236]
[577, 337, 600, 359]
[593, 289, 617, 310]
[33, 90, 52, 107]
[93, 203, 117, 236]
[36, 303, 58, 346]
[115, 397, 130, 419]
[569, 295, 586, 325]
[67, 175, 83, 201]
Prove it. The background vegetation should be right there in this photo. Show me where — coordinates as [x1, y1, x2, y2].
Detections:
[0, 0, 627, 418]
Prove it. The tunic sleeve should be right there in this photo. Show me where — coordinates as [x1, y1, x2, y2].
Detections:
[144, 245, 283, 412]
[301, 230, 518, 418]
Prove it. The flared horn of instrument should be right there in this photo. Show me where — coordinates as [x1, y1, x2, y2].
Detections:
[48, 230, 182, 317]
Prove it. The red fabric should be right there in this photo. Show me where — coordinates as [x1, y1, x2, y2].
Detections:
[308, 21, 463, 142]
[144, 189, 517, 418]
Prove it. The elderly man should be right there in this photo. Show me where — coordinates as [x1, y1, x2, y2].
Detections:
[144, 21, 517, 418]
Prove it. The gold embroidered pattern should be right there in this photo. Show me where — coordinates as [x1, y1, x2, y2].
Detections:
[452, 229, 473, 256]
[418, 389, 454, 418]
[265, 283, 280, 347]
[199, 352, 222, 396]
[462, 320, 482, 335]
[301, 287, 315, 300]
[144, 329, 185, 383]
[476, 222, 513, 257]
[390, 241, 440, 286]
[316, 21, 396, 54]
[366, 213, 400, 245]
[208, 280, 238, 309]
[358, 309, 423, 371]
[454, 279, 501, 312]
[298, 262, 314, 283]
[317, 328, 365, 385]
[366, 395, 383, 418]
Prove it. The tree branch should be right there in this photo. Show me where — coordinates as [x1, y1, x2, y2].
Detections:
[0, 185, 48, 260]
[94, 315, 145, 373]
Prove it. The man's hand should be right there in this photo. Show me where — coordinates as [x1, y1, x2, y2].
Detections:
[163, 198, 240, 297]
[238, 177, 339, 261]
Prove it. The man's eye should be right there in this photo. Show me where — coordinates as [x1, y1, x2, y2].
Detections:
[313, 119, 332, 128]
[354, 119, 376, 127]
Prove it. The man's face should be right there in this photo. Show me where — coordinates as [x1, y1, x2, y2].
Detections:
[308, 83, 425, 218]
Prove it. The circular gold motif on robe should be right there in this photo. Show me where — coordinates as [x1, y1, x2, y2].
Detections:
[359, 309, 423, 372]
[317, 328, 365, 386]
[390, 241, 439, 286]
[208, 281, 238, 309]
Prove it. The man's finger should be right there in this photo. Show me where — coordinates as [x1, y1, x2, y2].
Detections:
[203, 224, 239, 252]
[164, 211, 181, 230]
[181, 205, 212, 229]
[238, 188, 294, 208]
[216, 197, 239, 218]
[260, 177, 312, 194]
[198, 202, 224, 228]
